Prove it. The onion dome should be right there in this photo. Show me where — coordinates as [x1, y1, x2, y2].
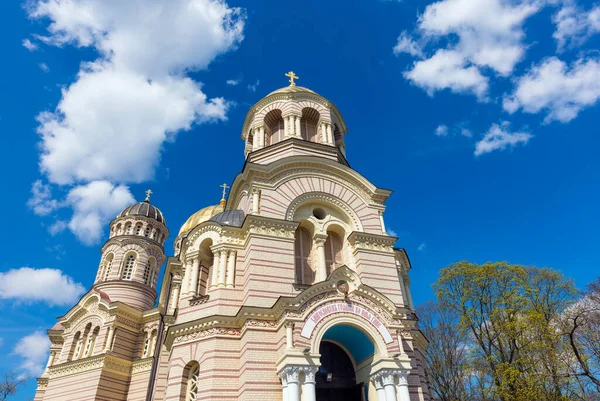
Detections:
[209, 209, 245, 227]
[178, 204, 224, 236]
[117, 200, 165, 224]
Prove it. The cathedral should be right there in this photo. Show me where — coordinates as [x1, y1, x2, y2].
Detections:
[34, 73, 432, 401]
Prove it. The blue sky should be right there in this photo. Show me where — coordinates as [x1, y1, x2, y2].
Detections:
[1, 0, 599, 398]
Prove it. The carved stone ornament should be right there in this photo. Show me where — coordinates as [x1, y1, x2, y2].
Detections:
[173, 327, 241, 344]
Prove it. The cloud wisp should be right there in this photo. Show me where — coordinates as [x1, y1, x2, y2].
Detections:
[14, 331, 51, 378]
[0, 267, 85, 306]
[474, 122, 532, 156]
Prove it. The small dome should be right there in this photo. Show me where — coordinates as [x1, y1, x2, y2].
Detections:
[267, 85, 318, 97]
[179, 204, 224, 235]
[209, 209, 245, 227]
[117, 200, 165, 224]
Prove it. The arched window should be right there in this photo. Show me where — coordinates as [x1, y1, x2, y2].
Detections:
[135, 223, 143, 235]
[182, 363, 200, 401]
[116, 223, 122, 235]
[324, 231, 343, 276]
[144, 225, 152, 237]
[300, 107, 319, 142]
[69, 331, 81, 361]
[84, 327, 100, 358]
[265, 109, 284, 145]
[122, 254, 136, 280]
[143, 258, 155, 286]
[102, 253, 114, 281]
[125, 223, 132, 235]
[295, 227, 314, 285]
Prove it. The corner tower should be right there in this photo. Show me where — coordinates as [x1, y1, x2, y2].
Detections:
[94, 193, 168, 310]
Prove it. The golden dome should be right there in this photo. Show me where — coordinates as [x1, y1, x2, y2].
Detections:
[178, 204, 224, 235]
[267, 85, 318, 97]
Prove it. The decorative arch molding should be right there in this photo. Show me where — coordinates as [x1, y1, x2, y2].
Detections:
[286, 192, 363, 232]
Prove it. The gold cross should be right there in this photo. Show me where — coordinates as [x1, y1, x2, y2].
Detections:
[220, 183, 230, 200]
[285, 71, 299, 86]
[144, 189, 153, 201]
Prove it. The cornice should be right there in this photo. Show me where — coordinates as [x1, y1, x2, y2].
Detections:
[48, 354, 134, 378]
[347, 231, 397, 253]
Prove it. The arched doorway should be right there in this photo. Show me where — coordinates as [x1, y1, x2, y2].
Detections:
[316, 341, 363, 401]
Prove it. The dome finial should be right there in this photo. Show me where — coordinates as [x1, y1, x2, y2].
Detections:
[285, 71, 299, 87]
[219, 183, 230, 207]
[144, 189, 153, 202]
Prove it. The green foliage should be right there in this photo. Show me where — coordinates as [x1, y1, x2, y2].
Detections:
[426, 261, 599, 401]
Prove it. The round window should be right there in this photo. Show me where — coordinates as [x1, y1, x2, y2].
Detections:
[312, 207, 326, 220]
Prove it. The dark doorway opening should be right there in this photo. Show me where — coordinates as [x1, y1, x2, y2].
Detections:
[315, 341, 363, 401]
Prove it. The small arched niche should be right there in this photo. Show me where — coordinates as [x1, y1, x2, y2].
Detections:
[264, 109, 284, 146]
[197, 238, 214, 296]
[301, 107, 319, 142]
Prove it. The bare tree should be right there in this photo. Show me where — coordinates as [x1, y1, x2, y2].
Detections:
[0, 372, 26, 401]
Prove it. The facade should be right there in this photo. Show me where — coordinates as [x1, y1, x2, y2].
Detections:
[34, 76, 432, 401]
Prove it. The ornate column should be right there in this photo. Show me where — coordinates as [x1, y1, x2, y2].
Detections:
[211, 251, 220, 288]
[189, 258, 200, 296]
[104, 327, 114, 352]
[217, 250, 227, 287]
[259, 126, 265, 147]
[283, 366, 300, 401]
[373, 375, 386, 401]
[252, 189, 260, 214]
[226, 250, 236, 288]
[294, 114, 301, 138]
[381, 371, 398, 401]
[252, 129, 258, 151]
[301, 366, 319, 401]
[314, 235, 327, 282]
[278, 373, 289, 401]
[284, 116, 290, 137]
[320, 122, 326, 144]
[181, 259, 192, 296]
[397, 370, 411, 401]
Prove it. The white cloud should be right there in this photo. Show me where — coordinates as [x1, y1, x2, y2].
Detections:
[22, 38, 38, 51]
[226, 78, 241, 86]
[48, 220, 68, 236]
[387, 229, 398, 237]
[396, 0, 540, 97]
[553, 3, 600, 51]
[65, 181, 135, 245]
[247, 79, 260, 92]
[417, 243, 426, 251]
[0, 267, 85, 306]
[14, 331, 50, 378]
[474, 122, 532, 156]
[393, 31, 424, 57]
[27, 180, 60, 216]
[460, 128, 473, 138]
[435, 124, 449, 136]
[404, 50, 489, 98]
[39, 63, 50, 72]
[26, 0, 245, 243]
[503, 56, 600, 123]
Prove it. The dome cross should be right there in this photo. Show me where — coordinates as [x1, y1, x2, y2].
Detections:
[145, 189, 153, 202]
[220, 183, 230, 206]
[285, 71, 299, 86]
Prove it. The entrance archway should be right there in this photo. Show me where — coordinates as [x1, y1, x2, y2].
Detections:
[316, 341, 363, 401]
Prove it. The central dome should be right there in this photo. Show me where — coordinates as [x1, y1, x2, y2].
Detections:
[266, 85, 318, 97]
[178, 204, 224, 235]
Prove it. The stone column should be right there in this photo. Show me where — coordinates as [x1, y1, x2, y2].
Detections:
[397, 370, 411, 401]
[326, 123, 333, 145]
[181, 259, 191, 296]
[104, 327, 114, 352]
[295, 115, 301, 138]
[44, 351, 55, 371]
[373, 375, 386, 401]
[381, 370, 398, 401]
[252, 189, 260, 214]
[396, 330, 406, 356]
[379, 211, 387, 234]
[302, 366, 319, 401]
[284, 366, 300, 401]
[278, 373, 289, 401]
[314, 235, 327, 282]
[252, 130, 258, 151]
[284, 116, 290, 137]
[189, 258, 200, 296]
[218, 250, 227, 287]
[259, 126, 265, 147]
[150, 332, 158, 356]
[285, 323, 294, 349]
[226, 250, 236, 288]
[211, 251, 220, 288]
[320, 122, 326, 144]
[169, 283, 180, 313]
